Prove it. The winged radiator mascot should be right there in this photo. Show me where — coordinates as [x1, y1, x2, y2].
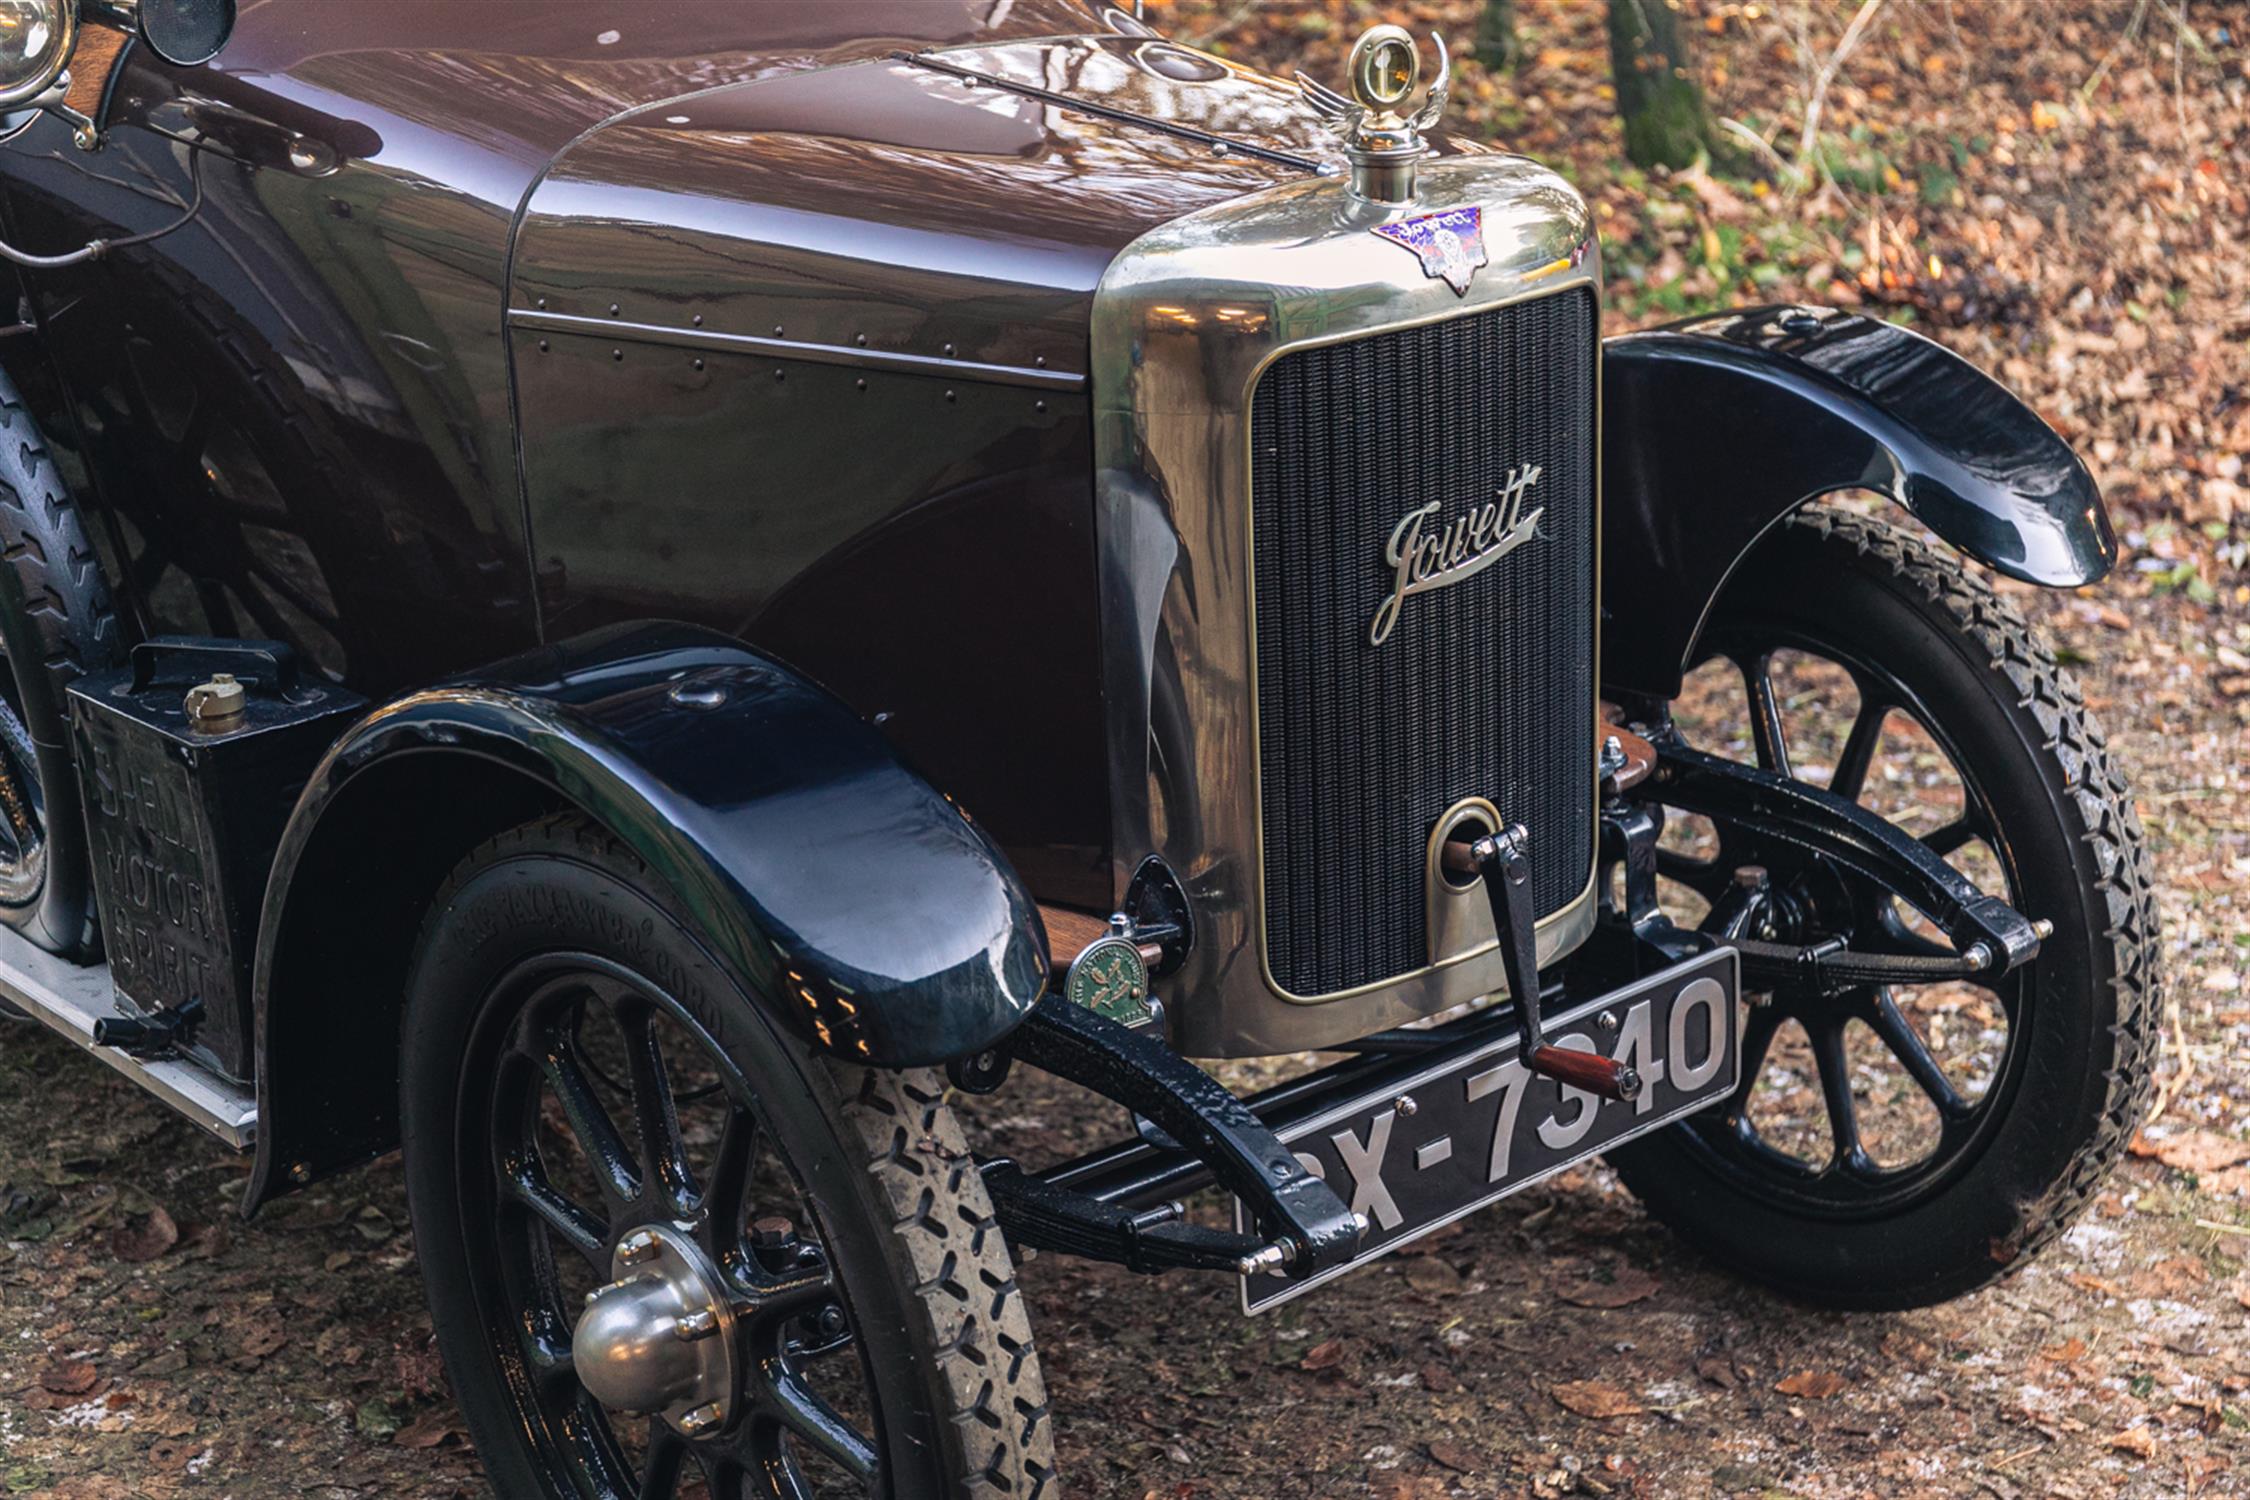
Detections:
[1295, 25, 1452, 150]
[1297, 28, 1489, 293]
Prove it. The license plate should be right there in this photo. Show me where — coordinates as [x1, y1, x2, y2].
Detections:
[1238, 947, 1739, 1313]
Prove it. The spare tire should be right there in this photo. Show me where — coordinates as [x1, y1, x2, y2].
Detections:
[0, 373, 121, 958]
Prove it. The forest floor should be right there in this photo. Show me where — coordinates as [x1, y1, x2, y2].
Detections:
[1, 1, 2246, 1497]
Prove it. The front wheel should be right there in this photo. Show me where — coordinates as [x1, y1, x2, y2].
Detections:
[1609, 507, 2163, 1308]
[401, 815, 1057, 1498]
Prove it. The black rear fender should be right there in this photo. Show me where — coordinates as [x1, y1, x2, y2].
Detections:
[1600, 305, 2115, 698]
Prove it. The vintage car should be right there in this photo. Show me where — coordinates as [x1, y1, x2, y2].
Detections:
[0, 0, 2161, 1494]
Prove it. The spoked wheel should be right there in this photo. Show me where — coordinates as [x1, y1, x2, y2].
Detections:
[1655, 586, 2034, 1217]
[1608, 508, 2162, 1308]
[0, 375, 120, 958]
[476, 963, 887, 1495]
[404, 816, 1057, 1499]
[0, 672, 49, 912]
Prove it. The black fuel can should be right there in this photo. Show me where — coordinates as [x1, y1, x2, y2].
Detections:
[67, 638, 366, 1075]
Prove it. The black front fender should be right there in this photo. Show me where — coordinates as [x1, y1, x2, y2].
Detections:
[1600, 305, 2114, 697]
[241, 620, 1048, 1205]
[260, 621, 1049, 1067]
[244, 622, 1050, 1207]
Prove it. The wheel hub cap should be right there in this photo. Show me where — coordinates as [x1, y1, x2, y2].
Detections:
[572, 1223, 738, 1435]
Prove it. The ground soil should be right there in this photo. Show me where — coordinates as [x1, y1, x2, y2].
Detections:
[1, 1, 2245, 1496]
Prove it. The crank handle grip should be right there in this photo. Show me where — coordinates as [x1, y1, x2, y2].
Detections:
[1528, 1045, 1642, 1104]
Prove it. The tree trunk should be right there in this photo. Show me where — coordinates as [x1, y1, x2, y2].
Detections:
[1477, 0, 1519, 71]
[1606, 0, 1711, 170]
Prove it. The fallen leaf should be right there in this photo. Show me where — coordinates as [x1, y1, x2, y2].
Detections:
[1558, 1264, 1661, 1308]
[2107, 1426, 2158, 1459]
[1880, 1331, 1935, 1364]
[1373, 1478, 1448, 1500]
[146, 1438, 202, 1473]
[393, 1411, 462, 1450]
[1553, 1380, 1644, 1418]
[236, 1317, 288, 1361]
[132, 1350, 188, 1379]
[1681, 165, 1748, 222]
[1427, 1439, 1484, 1473]
[1404, 1257, 1463, 1295]
[2132, 1130, 2250, 1173]
[111, 1205, 179, 1264]
[39, 1358, 98, 1396]
[2140, 1256, 2210, 1297]
[1775, 1370, 1846, 1399]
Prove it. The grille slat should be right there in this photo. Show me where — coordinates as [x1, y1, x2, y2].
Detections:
[1251, 289, 1598, 998]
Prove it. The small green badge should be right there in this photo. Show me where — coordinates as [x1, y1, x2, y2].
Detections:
[1065, 929, 1154, 1028]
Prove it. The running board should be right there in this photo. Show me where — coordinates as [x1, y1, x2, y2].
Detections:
[0, 927, 256, 1150]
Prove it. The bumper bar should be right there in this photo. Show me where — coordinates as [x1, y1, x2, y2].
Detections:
[984, 985, 1593, 1271]
[988, 994, 1366, 1279]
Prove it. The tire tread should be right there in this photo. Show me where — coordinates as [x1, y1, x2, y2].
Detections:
[833, 1062, 1059, 1498]
[1781, 505, 2163, 1270]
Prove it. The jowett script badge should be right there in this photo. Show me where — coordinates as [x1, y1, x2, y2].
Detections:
[1370, 463, 1544, 646]
[1371, 204, 1488, 295]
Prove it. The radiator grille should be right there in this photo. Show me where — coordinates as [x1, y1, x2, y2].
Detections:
[1252, 289, 1598, 997]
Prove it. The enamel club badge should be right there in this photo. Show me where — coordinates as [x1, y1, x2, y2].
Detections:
[1371, 204, 1488, 296]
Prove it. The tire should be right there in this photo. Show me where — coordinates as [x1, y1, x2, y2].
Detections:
[402, 814, 1057, 1498]
[1609, 506, 2162, 1309]
[0, 374, 120, 957]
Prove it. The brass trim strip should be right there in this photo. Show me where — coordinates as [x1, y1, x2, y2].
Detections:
[507, 310, 1087, 393]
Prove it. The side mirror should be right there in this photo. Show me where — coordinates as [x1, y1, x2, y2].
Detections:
[83, 0, 233, 67]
